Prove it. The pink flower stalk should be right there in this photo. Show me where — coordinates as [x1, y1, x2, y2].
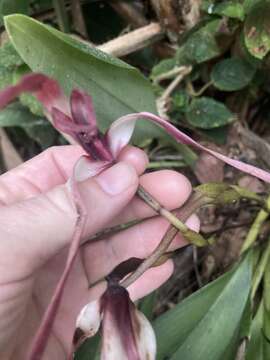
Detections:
[1, 72, 270, 358]
[75, 282, 156, 360]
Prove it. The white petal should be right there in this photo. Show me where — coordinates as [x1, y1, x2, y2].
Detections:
[74, 155, 110, 181]
[76, 300, 101, 337]
[106, 115, 136, 158]
[134, 309, 157, 360]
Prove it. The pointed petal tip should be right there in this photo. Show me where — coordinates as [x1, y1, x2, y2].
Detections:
[111, 112, 270, 184]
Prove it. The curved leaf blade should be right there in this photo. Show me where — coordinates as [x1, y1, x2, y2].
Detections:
[4, 14, 161, 142]
[154, 255, 252, 360]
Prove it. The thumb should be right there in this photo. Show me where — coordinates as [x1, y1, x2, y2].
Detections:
[0, 161, 138, 281]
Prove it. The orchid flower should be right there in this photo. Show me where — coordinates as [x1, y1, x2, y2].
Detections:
[75, 282, 156, 360]
[1, 73, 270, 183]
[1, 72, 270, 359]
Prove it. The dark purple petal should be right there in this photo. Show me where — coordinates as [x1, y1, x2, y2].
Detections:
[71, 89, 97, 129]
[0, 73, 69, 115]
[107, 257, 143, 283]
[101, 284, 156, 360]
[101, 285, 140, 360]
[107, 112, 270, 183]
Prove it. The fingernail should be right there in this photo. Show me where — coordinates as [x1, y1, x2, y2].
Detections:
[96, 162, 137, 195]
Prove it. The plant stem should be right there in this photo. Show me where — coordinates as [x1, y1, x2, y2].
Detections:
[251, 238, 270, 300]
[121, 193, 205, 288]
[147, 160, 186, 169]
[137, 185, 189, 233]
[53, 0, 70, 33]
[241, 194, 270, 254]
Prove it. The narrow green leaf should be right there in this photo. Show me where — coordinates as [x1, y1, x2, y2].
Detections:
[4, 15, 162, 143]
[154, 255, 252, 359]
[211, 57, 256, 91]
[244, 0, 270, 59]
[246, 303, 264, 360]
[170, 256, 252, 360]
[186, 97, 235, 129]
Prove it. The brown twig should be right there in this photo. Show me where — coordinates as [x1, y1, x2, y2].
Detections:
[98, 22, 164, 57]
[71, 0, 88, 38]
[121, 193, 206, 288]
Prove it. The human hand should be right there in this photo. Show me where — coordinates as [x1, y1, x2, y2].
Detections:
[0, 145, 199, 360]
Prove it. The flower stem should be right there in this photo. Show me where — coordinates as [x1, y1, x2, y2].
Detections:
[121, 193, 206, 288]
[241, 194, 270, 254]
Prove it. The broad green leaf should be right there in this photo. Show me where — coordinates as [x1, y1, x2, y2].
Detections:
[0, 0, 29, 26]
[4, 15, 162, 143]
[139, 291, 157, 320]
[186, 97, 235, 129]
[211, 57, 256, 91]
[199, 126, 229, 145]
[212, 1, 245, 21]
[75, 333, 100, 360]
[0, 102, 56, 148]
[0, 102, 45, 127]
[181, 20, 222, 64]
[0, 41, 23, 69]
[154, 255, 252, 360]
[244, 0, 270, 59]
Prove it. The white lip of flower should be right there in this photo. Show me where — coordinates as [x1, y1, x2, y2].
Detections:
[76, 300, 102, 337]
[74, 285, 157, 360]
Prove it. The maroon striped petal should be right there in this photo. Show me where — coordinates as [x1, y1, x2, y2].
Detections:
[107, 112, 270, 183]
[0, 73, 69, 115]
[101, 285, 156, 360]
[71, 89, 97, 129]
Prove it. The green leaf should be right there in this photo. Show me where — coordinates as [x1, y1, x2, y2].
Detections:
[244, 0, 270, 59]
[4, 14, 162, 143]
[74, 333, 100, 360]
[182, 20, 222, 64]
[154, 255, 252, 360]
[138, 291, 157, 320]
[211, 57, 256, 91]
[212, 1, 245, 21]
[0, 102, 45, 127]
[0, 102, 56, 148]
[246, 303, 264, 360]
[186, 97, 235, 129]
[0, 0, 29, 26]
